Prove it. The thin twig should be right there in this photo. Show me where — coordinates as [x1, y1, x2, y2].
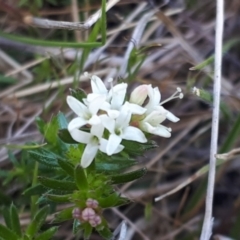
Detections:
[23, 0, 120, 30]
[200, 0, 224, 239]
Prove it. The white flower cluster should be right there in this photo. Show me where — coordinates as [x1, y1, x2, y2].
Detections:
[67, 74, 183, 168]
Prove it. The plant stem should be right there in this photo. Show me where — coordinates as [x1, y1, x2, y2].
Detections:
[200, 0, 224, 239]
[31, 161, 39, 217]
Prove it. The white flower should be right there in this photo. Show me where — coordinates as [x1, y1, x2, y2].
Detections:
[129, 84, 148, 105]
[101, 107, 147, 155]
[87, 75, 129, 119]
[139, 108, 172, 138]
[69, 124, 124, 168]
[131, 84, 183, 137]
[67, 96, 105, 131]
[144, 85, 180, 122]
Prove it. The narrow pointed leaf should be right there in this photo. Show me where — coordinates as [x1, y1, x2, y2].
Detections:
[57, 159, 74, 177]
[28, 149, 59, 168]
[74, 165, 88, 191]
[84, 224, 93, 240]
[58, 129, 78, 144]
[46, 194, 71, 203]
[10, 204, 22, 237]
[23, 184, 46, 197]
[54, 207, 74, 223]
[98, 193, 119, 208]
[2, 208, 11, 229]
[0, 224, 18, 240]
[111, 168, 147, 184]
[34, 226, 58, 240]
[98, 227, 112, 240]
[23, 234, 31, 240]
[38, 176, 77, 191]
[56, 112, 68, 129]
[26, 205, 49, 237]
[70, 88, 87, 102]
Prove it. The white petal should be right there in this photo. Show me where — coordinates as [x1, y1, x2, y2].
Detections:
[88, 115, 101, 125]
[144, 111, 166, 126]
[100, 115, 115, 133]
[69, 129, 91, 144]
[81, 144, 99, 168]
[116, 109, 131, 128]
[68, 117, 87, 131]
[142, 122, 171, 138]
[100, 138, 124, 154]
[110, 83, 127, 109]
[122, 126, 147, 143]
[88, 96, 106, 114]
[106, 109, 120, 119]
[114, 144, 124, 153]
[145, 85, 160, 111]
[67, 96, 88, 117]
[124, 102, 146, 115]
[166, 111, 180, 122]
[106, 134, 122, 155]
[90, 124, 104, 139]
[91, 75, 108, 94]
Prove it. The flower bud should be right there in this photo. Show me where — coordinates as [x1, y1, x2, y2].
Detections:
[72, 208, 82, 219]
[129, 85, 148, 105]
[81, 208, 96, 221]
[89, 215, 102, 227]
[86, 198, 99, 209]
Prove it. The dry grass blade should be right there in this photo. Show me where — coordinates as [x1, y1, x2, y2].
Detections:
[23, 0, 120, 30]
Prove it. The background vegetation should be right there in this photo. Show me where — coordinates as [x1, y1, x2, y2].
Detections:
[0, 0, 240, 239]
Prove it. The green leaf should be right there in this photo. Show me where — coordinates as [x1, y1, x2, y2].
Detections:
[38, 176, 77, 191]
[57, 159, 74, 177]
[97, 226, 112, 240]
[69, 88, 87, 102]
[72, 219, 81, 235]
[43, 116, 59, 146]
[0, 191, 11, 205]
[54, 207, 74, 223]
[98, 192, 119, 208]
[10, 204, 22, 237]
[2, 208, 11, 229]
[121, 140, 158, 156]
[114, 197, 131, 207]
[46, 194, 71, 203]
[111, 168, 147, 184]
[84, 223, 93, 240]
[26, 205, 49, 237]
[28, 149, 59, 168]
[58, 129, 78, 144]
[96, 155, 136, 172]
[56, 112, 68, 129]
[74, 165, 88, 191]
[2, 143, 46, 150]
[34, 226, 58, 240]
[35, 117, 45, 135]
[0, 74, 17, 84]
[23, 184, 46, 197]
[0, 31, 103, 48]
[0, 224, 18, 240]
[22, 234, 31, 240]
[65, 145, 83, 165]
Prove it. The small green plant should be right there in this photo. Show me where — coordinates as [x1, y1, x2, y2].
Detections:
[0, 204, 58, 240]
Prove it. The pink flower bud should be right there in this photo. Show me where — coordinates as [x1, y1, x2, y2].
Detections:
[72, 208, 82, 219]
[86, 198, 99, 209]
[89, 215, 102, 227]
[129, 85, 148, 105]
[81, 208, 96, 221]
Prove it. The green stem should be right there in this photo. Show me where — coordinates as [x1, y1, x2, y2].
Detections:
[30, 161, 39, 217]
